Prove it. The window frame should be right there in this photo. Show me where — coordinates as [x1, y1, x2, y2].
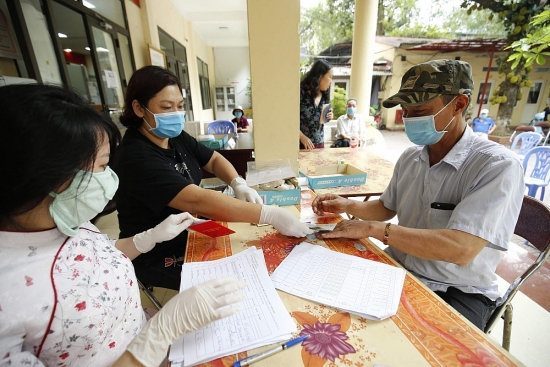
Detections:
[197, 57, 212, 109]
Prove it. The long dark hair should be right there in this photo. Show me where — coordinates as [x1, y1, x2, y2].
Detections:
[0, 84, 120, 225]
[119, 66, 182, 128]
[300, 59, 332, 100]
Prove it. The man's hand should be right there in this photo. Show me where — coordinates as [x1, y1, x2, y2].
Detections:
[312, 194, 351, 215]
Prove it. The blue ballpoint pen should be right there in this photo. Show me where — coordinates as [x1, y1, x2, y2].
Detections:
[233, 335, 309, 367]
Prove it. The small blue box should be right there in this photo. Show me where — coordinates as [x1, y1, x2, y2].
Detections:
[256, 187, 301, 206]
[300, 164, 367, 189]
[246, 159, 300, 206]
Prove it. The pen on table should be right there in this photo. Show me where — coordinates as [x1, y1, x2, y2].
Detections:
[233, 335, 309, 367]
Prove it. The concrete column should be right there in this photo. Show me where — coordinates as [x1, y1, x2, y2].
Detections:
[247, 0, 300, 172]
[349, 0, 378, 116]
[139, 0, 156, 48]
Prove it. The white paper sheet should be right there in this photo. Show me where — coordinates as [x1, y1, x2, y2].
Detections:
[169, 248, 295, 366]
[271, 243, 406, 320]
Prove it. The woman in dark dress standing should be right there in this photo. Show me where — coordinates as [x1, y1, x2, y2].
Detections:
[299, 59, 334, 150]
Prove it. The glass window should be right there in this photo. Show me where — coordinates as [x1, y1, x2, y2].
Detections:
[92, 26, 124, 108]
[476, 82, 492, 105]
[50, 1, 100, 103]
[174, 42, 186, 62]
[117, 32, 133, 87]
[158, 28, 173, 56]
[20, 0, 63, 83]
[82, 0, 125, 28]
[1, 0, 37, 80]
[157, 28, 194, 119]
[197, 57, 211, 109]
[527, 82, 543, 104]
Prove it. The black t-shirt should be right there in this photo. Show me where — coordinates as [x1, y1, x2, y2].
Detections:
[115, 128, 214, 263]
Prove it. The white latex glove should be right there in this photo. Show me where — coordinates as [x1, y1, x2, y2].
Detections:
[259, 205, 313, 237]
[230, 177, 263, 204]
[127, 276, 246, 367]
[133, 212, 195, 253]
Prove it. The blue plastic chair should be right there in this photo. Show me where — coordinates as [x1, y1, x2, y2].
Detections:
[510, 132, 543, 160]
[522, 146, 550, 200]
[207, 120, 236, 134]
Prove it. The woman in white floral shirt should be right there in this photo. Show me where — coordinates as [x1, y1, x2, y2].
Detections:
[0, 84, 245, 367]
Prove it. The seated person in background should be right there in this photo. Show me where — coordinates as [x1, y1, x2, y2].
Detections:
[333, 98, 365, 147]
[312, 60, 525, 330]
[116, 66, 312, 291]
[470, 108, 495, 138]
[0, 84, 245, 367]
[231, 105, 249, 132]
[530, 111, 546, 134]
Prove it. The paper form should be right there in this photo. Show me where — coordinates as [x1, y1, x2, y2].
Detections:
[271, 243, 406, 320]
[169, 248, 295, 366]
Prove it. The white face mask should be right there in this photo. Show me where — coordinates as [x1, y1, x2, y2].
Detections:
[49, 167, 119, 236]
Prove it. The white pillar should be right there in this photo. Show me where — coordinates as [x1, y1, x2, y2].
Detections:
[349, 0, 378, 116]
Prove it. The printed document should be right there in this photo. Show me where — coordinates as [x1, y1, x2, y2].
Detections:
[169, 247, 295, 366]
[271, 243, 406, 320]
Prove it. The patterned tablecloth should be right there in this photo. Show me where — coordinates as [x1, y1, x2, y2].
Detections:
[183, 191, 523, 367]
[298, 148, 394, 198]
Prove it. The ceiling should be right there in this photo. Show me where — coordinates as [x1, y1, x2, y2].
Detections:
[169, 0, 249, 48]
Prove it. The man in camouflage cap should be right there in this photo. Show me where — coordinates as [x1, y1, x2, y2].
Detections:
[382, 59, 474, 108]
[312, 59, 525, 331]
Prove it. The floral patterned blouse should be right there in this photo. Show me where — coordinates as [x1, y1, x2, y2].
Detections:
[299, 84, 329, 144]
[0, 222, 146, 367]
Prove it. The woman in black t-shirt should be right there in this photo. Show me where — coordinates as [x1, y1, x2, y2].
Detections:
[115, 66, 312, 290]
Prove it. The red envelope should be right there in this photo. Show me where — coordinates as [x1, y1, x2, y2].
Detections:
[188, 221, 235, 238]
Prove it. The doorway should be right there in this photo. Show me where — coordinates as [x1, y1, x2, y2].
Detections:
[472, 80, 494, 118]
[521, 80, 546, 125]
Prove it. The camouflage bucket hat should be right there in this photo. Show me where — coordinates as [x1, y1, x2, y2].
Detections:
[382, 59, 474, 108]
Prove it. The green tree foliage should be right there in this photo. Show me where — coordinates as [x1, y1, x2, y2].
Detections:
[330, 86, 348, 119]
[464, 0, 549, 133]
[299, 0, 506, 56]
[507, 10, 550, 69]
[441, 7, 506, 36]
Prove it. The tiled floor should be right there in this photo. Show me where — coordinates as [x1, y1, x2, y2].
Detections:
[95, 129, 550, 367]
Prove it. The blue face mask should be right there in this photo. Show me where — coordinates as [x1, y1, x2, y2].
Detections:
[235, 112, 243, 118]
[143, 107, 186, 138]
[402, 98, 456, 146]
[347, 107, 356, 116]
[480, 113, 488, 119]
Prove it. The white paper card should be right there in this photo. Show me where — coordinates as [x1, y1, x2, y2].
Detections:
[271, 242, 406, 320]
